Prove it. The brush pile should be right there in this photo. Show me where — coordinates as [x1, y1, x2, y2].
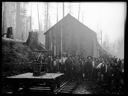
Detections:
[2, 38, 35, 77]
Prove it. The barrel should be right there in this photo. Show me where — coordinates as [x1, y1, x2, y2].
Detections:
[33, 60, 41, 76]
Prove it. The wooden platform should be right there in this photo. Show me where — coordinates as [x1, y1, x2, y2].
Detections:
[3, 72, 64, 94]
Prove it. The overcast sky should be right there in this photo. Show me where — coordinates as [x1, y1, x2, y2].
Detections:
[29, 2, 126, 43]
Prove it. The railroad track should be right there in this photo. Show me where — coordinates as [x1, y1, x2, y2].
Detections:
[55, 80, 77, 94]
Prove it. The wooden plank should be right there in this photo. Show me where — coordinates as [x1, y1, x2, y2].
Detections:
[7, 73, 64, 79]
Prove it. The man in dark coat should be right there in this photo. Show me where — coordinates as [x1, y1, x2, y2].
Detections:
[65, 56, 72, 79]
[56, 56, 60, 72]
[46, 56, 52, 72]
[73, 56, 79, 81]
[86, 56, 93, 80]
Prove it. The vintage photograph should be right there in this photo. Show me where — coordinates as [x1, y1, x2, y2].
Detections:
[2, 2, 125, 95]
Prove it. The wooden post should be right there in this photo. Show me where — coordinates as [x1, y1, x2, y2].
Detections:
[61, 2, 64, 58]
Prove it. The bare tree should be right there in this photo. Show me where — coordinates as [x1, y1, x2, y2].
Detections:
[69, 3, 72, 14]
[16, 2, 21, 39]
[37, 3, 41, 32]
[53, 3, 59, 56]
[2, 2, 6, 35]
[78, 3, 80, 20]
[100, 29, 102, 46]
[56, 3, 58, 22]
[2, 2, 4, 34]
[46, 3, 49, 31]
[30, 3, 32, 30]
[63, 2, 64, 17]
[44, 3, 49, 32]
[21, 3, 26, 41]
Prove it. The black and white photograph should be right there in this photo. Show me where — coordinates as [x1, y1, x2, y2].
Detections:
[1, 2, 126, 95]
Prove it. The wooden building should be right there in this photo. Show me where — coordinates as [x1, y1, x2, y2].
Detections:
[44, 14, 110, 58]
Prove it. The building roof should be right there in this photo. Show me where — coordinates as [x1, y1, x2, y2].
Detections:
[44, 14, 96, 36]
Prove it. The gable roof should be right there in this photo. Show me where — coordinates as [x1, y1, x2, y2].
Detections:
[44, 14, 96, 36]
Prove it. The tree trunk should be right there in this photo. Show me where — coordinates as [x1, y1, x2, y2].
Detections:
[69, 3, 72, 14]
[100, 29, 102, 46]
[56, 3, 58, 22]
[30, 3, 32, 30]
[2, 2, 6, 36]
[63, 3, 64, 17]
[37, 3, 40, 31]
[46, 3, 49, 31]
[16, 2, 21, 40]
[26, 31, 46, 51]
[2, 2, 4, 34]
[78, 3, 80, 20]
[26, 31, 39, 50]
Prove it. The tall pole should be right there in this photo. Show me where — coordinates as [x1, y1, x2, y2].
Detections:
[61, 2, 64, 58]
[61, 23, 62, 58]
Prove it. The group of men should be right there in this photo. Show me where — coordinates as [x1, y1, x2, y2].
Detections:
[38, 54, 124, 93]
